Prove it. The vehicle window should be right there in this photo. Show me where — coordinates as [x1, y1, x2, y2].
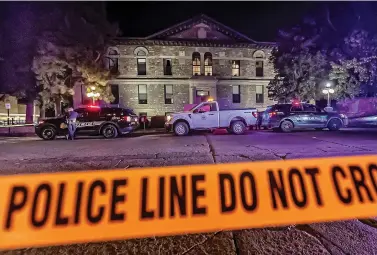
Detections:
[303, 104, 317, 112]
[123, 109, 136, 116]
[209, 102, 218, 112]
[290, 105, 303, 112]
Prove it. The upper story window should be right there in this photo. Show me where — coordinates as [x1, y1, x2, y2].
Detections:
[232, 85, 241, 103]
[256, 61, 264, 77]
[163, 58, 172, 75]
[253, 50, 265, 77]
[204, 52, 212, 76]
[138, 84, 147, 104]
[192, 52, 201, 76]
[107, 48, 119, 75]
[110, 84, 119, 104]
[134, 47, 149, 76]
[232, 60, 240, 76]
[164, 85, 173, 104]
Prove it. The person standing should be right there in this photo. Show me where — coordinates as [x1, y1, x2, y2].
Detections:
[67, 107, 78, 140]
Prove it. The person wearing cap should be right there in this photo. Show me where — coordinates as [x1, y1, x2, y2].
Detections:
[66, 107, 78, 140]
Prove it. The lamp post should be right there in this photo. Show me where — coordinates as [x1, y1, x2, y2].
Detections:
[87, 86, 100, 104]
[322, 88, 335, 107]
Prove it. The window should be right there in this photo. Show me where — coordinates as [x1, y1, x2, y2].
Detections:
[192, 52, 201, 75]
[138, 85, 147, 104]
[256, 61, 264, 77]
[164, 85, 173, 104]
[204, 52, 212, 76]
[137, 58, 146, 75]
[110, 84, 119, 104]
[256, 85, 264, 104]
[303, 104, 317, 112]
[108, 49, 119, 75]
[232, 85, 241, 103]
[163, 59, 172, 75]
[290, 105, 303, 112]
[232, 60, 240, 76]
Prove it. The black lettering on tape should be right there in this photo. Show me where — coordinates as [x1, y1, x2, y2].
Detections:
[191, 175, 207, 215]
[239, 172, 258, 212]
[55, 183, 69, 226]
[332, 166, 352, 204]
[158, 177, 165, 218]
[305, 168, 323, 206]
[110, 179, 127, 222]
[141, 178, 154, 219]
[31, 183, 52, 228]
[288, 169, 307, 208]
[87, 180, 106, 224]
[219, 173, 236, 213]
[369, 164, 377, 194]
[268, 170, 288, 209]
[349, 165, 374, 203]
[74, 182, 84, 224]
[4, 186, 28, 230]
[170, 176, 187, 218]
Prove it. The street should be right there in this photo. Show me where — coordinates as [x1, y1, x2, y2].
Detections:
[1, 128, 377, 254]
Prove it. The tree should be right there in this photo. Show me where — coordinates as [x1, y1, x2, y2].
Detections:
[268, 18, 330, 102]
[329, 29, 377, 98]
[31, 3, 119, 116]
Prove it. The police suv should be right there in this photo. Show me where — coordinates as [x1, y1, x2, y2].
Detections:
[261, 102, 348, 132]
[35, 105, 139, 140]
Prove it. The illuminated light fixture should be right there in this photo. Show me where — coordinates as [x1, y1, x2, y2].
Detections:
[207, 97, 214, 102]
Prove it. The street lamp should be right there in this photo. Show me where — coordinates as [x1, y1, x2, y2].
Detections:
[87, 86, 100, 104]
[322, 88, 334, 107]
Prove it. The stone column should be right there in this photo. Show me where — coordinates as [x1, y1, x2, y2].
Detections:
[189, 85, 195, 104]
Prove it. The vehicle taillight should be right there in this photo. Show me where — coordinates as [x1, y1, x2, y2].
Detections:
[269, 112, 277, 117]
[124, 116, 131, 122]
[252, 112, 258, 118]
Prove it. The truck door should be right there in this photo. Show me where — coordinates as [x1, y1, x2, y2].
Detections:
[192, 102, 218, 129]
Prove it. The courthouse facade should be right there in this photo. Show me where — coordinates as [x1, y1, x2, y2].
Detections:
[75, 14, 277, 117]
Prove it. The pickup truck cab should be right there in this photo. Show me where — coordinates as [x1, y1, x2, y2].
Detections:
[165, 100, 258, 136]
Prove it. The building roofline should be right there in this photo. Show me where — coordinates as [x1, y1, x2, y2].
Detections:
[111, 38, 276, 49]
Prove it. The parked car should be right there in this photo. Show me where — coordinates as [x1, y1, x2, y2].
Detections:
[337, 97, 377, 128]
[260, 102, 348, 132]
[165, 100, 258, 136]
[35, 105, 139, 140]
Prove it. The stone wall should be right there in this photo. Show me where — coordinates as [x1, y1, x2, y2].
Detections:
[115, 45, 274, 79]
[119, 83, 189, 116]
[217, 84, 275, 111]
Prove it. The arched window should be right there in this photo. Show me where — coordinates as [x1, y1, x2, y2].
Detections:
[253, 50, 265, 77]
[204, 52, 212, 76]
[192, 52, 201, 76]
[107, 48, 119, 75]
[134, 47, 149, 75]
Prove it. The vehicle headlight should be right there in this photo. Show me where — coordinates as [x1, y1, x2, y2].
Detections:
[166, 115, 172, 122]
[339, 114, 347, 118]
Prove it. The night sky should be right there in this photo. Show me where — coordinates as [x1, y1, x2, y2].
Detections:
[106, 2, 331, 42]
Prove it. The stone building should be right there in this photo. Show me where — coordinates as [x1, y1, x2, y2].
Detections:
[76, 14, 277, 117]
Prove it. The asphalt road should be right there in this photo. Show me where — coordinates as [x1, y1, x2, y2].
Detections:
[1, 128, 377, 254]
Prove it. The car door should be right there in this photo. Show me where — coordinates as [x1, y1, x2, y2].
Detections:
[191, 102, 218, 129]
[289, 104, 306, 128]
[303, 104, 327, 128]
[76, 107, 101, 134]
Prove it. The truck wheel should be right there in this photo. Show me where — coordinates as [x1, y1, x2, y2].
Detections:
[231, 121, 246, 135]
[41, 126, 57, 140]
[174, 122, 189, 136]
[280, 120, 294, 133]
[102, 124, 118, 138]
[327, 119, 342, 131]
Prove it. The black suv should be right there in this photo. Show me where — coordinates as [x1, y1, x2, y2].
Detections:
[261, 103, 348, 132]
[35, 105, 139, 140]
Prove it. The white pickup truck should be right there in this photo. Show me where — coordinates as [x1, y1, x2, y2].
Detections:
[165, 100, 258, 136]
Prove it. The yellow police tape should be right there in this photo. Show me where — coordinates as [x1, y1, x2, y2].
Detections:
[0, 155, 377, 250]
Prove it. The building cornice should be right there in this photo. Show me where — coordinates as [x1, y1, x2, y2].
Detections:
[111, 38, 276, 49]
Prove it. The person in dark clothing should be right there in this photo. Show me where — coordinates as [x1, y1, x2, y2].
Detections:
[66, 107, 78, 140]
